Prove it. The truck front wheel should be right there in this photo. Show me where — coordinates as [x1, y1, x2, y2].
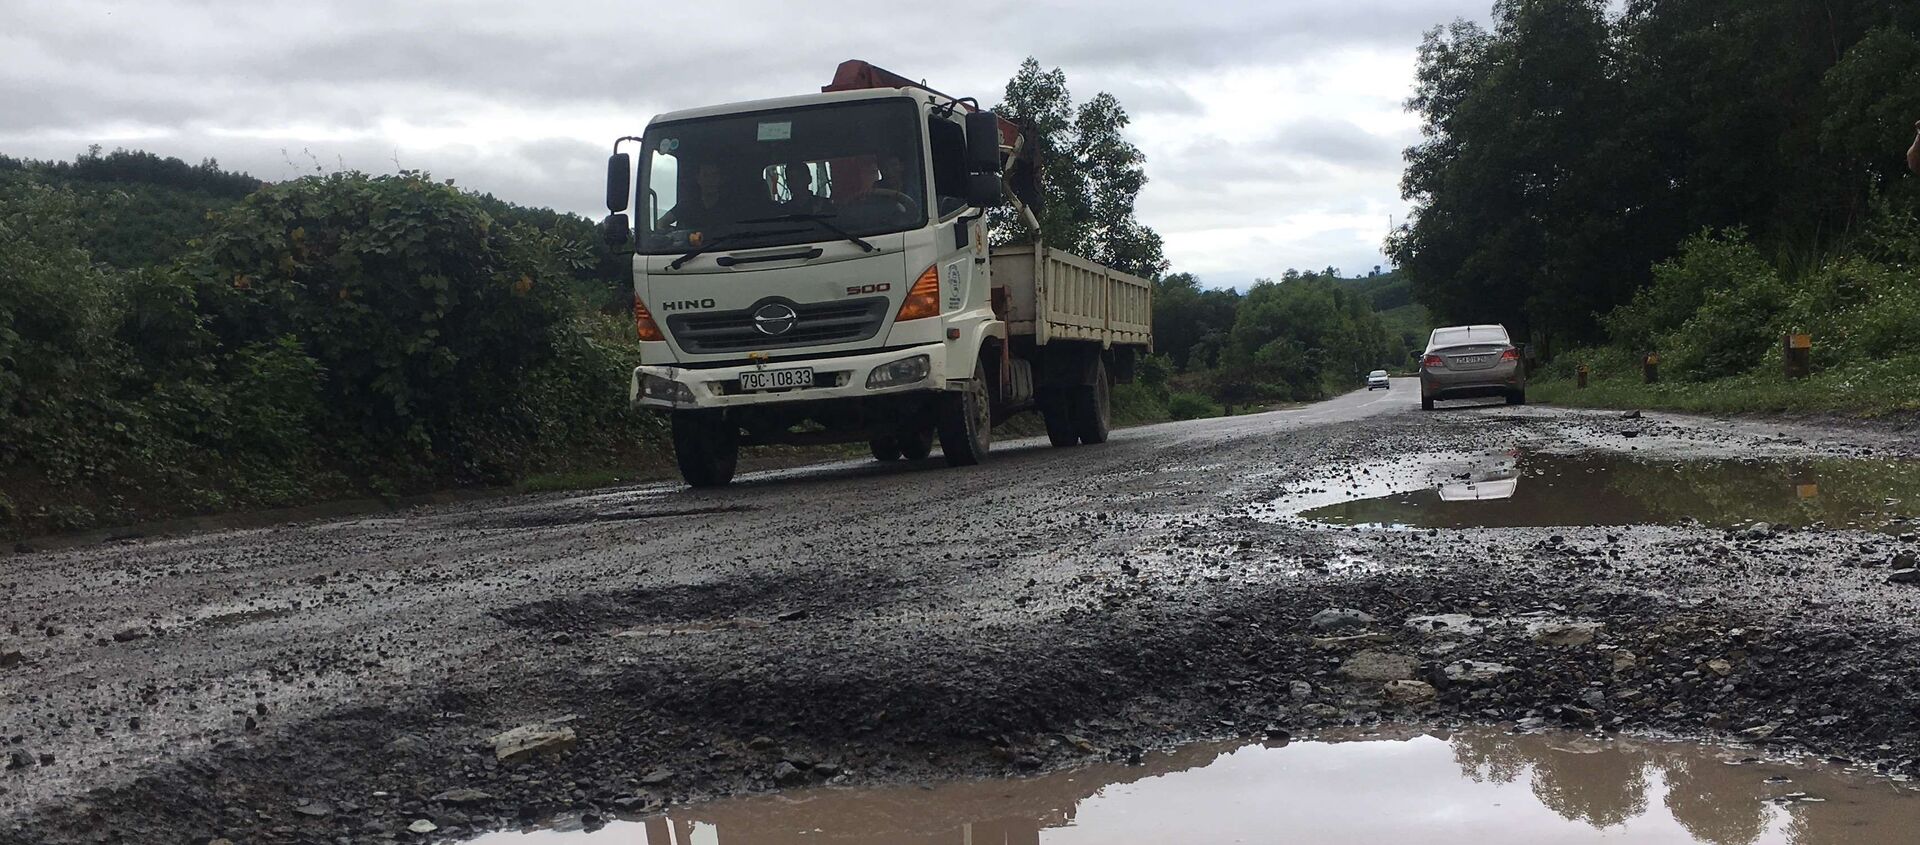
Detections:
[1070, 357, 1112, 445]
[899, 427, 935, 460]
[672, 411, 738, 487]
[937, 363, 991, 467]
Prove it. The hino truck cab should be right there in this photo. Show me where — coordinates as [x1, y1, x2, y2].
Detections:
[603, 61, 1150, 488]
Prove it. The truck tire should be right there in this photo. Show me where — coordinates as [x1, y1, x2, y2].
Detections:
[937, 363, 991, 467]
[1041, 392, 1078, 448]
[899, 427, 935, 460]
[869, 435, 902, 462]
[1070, 357, 1112, 445]
[672, 411, 738, 487]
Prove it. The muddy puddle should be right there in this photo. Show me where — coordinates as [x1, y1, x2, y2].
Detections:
[1274, 450, 1920, 531]
[464, 728, 1917, 844]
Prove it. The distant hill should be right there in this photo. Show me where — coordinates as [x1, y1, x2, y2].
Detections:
[1, 147, 626, 309]
[1329, 270, 1429, 364]
[1333, 270, 1415, 313]
[0, 148, 262, 269]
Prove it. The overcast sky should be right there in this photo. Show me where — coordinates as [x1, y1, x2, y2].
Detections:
[2, 0, 1493, 288]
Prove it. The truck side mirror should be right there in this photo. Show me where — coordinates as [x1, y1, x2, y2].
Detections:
[601, 213, 630, 248]
[605, 152, 631, 213]
[966, 172, 1003, 209]
[964, 111, 1001, 174]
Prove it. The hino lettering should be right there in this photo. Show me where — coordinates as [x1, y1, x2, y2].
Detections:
[659, 299, 716, 311]
[602, 59, 1152, 488]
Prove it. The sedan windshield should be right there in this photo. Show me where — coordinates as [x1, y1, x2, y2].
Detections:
[637, 98, 926, 255]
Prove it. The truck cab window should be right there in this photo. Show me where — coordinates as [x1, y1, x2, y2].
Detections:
[636, 99, 928, 253]
[927, 117, 969, 218]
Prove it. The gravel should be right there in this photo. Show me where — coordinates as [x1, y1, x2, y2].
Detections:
[6, 389, 1920, 844]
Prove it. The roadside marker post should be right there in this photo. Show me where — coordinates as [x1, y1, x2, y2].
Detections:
[1643, 354, 1659, 384]
[1576, 364, 1589, 389]
[1784, 334, 1812, 380]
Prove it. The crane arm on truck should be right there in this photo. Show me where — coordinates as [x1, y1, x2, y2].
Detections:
[823, 60, 1043, 217]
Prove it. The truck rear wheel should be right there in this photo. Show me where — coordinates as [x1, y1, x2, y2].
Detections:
[937, 363, 991, 467]
[1042, 392, 1078, 448]
[672, 411, 738, 487]
[1069, 357, 1112, 445]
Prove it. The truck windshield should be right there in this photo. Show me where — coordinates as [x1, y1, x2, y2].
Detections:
[637, 98, 926, 255]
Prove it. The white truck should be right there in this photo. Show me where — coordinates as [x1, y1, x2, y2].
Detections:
[601, 60, 1152, 487]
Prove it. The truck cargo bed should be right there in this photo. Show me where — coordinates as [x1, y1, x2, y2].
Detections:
[992, 244, 1152, 349]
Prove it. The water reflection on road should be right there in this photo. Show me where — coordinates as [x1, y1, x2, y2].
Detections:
[465, 728, 1918, 844]
[1285, 450, 1920, 531]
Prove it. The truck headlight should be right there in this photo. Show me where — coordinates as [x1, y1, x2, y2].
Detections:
[641, 373, 695, 403]
[865, 354, 930, 389]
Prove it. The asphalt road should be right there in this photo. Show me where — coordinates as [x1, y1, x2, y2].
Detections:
[6, 381, 1920, 844]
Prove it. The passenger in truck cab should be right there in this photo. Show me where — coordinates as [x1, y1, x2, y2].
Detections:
[877, 155, 916, 200]
[658, 162, 729, 231]
[781, 161, 835, 216]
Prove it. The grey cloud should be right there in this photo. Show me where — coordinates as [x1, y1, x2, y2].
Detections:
[1097, 79, 1205, 117]
[1270, 117, 1405, 167]
[1, 0, 1484, 280]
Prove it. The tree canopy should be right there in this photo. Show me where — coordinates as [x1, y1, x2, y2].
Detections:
[1391, 0, 1920, 353]
[990, 57, 1168, 279]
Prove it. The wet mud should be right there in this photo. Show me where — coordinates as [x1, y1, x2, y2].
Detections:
[6, 389, 1920, 844]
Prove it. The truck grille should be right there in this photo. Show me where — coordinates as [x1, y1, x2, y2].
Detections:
[665, 297, 889, 354]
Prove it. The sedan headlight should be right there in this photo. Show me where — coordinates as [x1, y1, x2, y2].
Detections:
[865, 354, 931, 389]
[640, 373, 695, 404]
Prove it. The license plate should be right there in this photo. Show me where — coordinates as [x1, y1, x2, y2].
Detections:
[1456, 355, 1489, 364]
[739, 367, 813, 391]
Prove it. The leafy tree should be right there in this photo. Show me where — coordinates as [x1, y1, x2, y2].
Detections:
[1151, 272, 1241, 370]
[1396, 0, 1920, 358]
[1222, 272, 1394, 400]
[1819, 26, 1920, 209]
[1393, 0, 1635, 352]
[991, 58, 1167, 278]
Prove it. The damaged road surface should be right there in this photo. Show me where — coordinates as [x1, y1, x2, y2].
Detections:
[7, 379, 1920, 844]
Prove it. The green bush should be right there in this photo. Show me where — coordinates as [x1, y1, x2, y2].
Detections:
[0, 182, 128, 485]
[1604, 229, 1771, 346]
[183, 173, 577, 469]
[1, 170, 659, 538]
[1662, 277, 1791, 380]
[1167, 392, 1222, 420]
[1785, 255, 1920, 367]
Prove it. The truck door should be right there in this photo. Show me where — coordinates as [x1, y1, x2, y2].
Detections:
[927, 116, 988, 314]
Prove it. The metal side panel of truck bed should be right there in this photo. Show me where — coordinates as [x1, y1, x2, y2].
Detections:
[991, 243, 1152, 349]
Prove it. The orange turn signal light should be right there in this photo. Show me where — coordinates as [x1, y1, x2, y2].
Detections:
[896, 264, 941, 322]
[633, 297, 665, 341]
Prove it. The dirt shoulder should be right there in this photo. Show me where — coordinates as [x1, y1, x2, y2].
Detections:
[5, 394, 1920, 844]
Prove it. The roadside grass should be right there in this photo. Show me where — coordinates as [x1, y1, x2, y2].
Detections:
[1532, 354, 1920, 416]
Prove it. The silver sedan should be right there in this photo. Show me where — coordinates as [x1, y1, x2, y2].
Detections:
[1419, 324, 1526, 410]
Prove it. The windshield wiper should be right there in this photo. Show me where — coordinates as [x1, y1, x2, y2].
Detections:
[733, 213, 877, 253]
[666, 228, 805, 270]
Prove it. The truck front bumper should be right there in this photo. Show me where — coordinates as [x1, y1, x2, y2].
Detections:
[631, 343, 951, 411]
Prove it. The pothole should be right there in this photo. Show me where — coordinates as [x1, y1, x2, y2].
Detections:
[1263, 449, 1920, 531]
[460, 728, 1920, 844]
